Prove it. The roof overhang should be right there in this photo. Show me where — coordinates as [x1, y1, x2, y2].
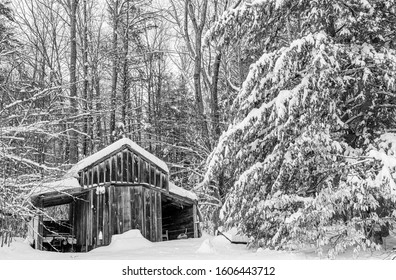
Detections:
[30, 177, 83, 208]
[31, 187, 86, 208]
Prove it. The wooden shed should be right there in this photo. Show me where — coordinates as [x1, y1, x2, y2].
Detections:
[29, 138, 200, 252]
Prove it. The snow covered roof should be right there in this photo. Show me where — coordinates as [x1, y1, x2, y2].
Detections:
[30, 177, 81, 197]
[168, 182, 198, 201]
[66, 138, 169, 177]
[29, 177, 83, 207]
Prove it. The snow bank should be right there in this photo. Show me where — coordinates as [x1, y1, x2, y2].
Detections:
[66, 138, 169, 177]
[91, 230, 153, 253]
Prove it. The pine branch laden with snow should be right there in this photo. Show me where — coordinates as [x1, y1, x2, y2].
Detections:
[203, 0, 396, 257]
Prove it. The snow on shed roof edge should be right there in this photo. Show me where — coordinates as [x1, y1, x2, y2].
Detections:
[31, 179, 198, 202]
[29, 177, 81, 198]
[169, 181, 198, 201]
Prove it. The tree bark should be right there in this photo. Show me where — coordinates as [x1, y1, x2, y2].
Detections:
[82, 0, 90, 156]
[186, 0, 211, 149]
[121, 0, 129, 127]
[110, 0, 119, 143]
[69, 0, 79, 164]
[211, 50, 222, 140]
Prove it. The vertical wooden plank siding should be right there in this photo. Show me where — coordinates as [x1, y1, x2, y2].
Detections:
[114, 186, 120, 234]
[88, 190, 93, 248]
[145, 189, 151, 240]
[120, 152, 123, 183]
[92, 189, 97, 248]
[108, 185, 113, 241]
[157, 192, 162, 242]
[141, 159, 145, 183]
[105, 160, 110, 183]
[131, 152, 134, 182]
[123, 186, 131, 231]
[132, 187, 137, 230]
[90, 168, 94, 188]
[146, 163, 150, 183]
[130, 187, 135, 229]
[137, 157, 140, 182]
[99, 164, 104, 184]
[96, 165, 100, 185]
[140, 187, 145, 237]
[83, 195, 88, 248]
[96, 191, 101, 246]
[161, 174, 166, 190]
[103, 187, 109, 245]
[155, 171, 160, 188]
[126, 151, 131, 182]
[193, 203, 198, 238]
[150, 190, 155, 241]
[152, 166, 156, 188]
[136, 187, 143, 233]
[111, 157, 116, 183]
[111, 186, 118, 235]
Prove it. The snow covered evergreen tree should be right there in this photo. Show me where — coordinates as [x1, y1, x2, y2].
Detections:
[203, 0, 396, 257]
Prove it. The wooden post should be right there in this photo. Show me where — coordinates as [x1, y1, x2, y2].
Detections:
[88, 190, 93, 250]
[108, 185, 113, 240]
[193, 203, 198, 238]
[103, 187, 109, 245]
[156, 192, 162, 242]
[35, 201, 44, 250]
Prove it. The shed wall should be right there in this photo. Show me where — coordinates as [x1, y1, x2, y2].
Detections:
[71, 185, 162, 251]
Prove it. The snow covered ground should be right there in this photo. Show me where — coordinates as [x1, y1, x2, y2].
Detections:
[1, 229, 396, 260]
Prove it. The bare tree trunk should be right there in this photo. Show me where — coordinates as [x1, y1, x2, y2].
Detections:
[186, 0, 211, 149]
[147, 55, 153, 152]
[69, 0, 79, 164]
[110, 0, 119, 142]
[121, 0, 129, 128]
[82, 0, 90, 156]
[211, 50, 222, 140]
[155, 58, 162, 155]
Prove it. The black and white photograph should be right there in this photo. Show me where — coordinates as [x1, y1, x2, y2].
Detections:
[1, 0, 396, 278]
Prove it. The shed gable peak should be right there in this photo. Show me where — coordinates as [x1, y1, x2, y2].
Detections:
[66, 138, 169, 177]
